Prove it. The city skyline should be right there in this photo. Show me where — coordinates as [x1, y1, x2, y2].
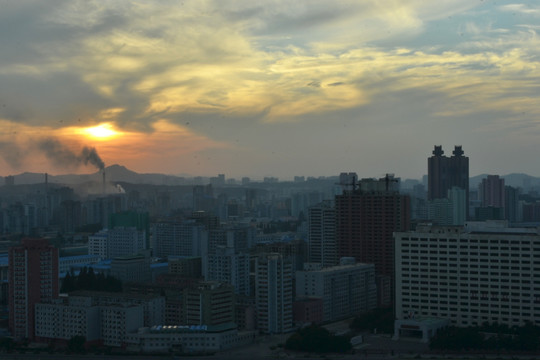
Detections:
[1, 1, 539, 179]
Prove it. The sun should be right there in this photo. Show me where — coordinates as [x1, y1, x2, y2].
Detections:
[82, 123, 119, 140]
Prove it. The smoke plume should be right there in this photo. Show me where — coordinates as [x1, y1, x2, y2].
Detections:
[0, 141, 27, 169]
[38, 138, 105, 170]
[81, 146, 105, 170]
[0, 137, 106, 172]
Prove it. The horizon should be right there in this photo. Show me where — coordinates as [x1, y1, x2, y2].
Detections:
[2, 162, 539, 184]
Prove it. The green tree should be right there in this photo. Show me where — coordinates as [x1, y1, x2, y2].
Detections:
[67, 335, 86, 354]
[350, 307, 394, 333]
[285, 325, 351, 353]
[0, 337, 15, 352]
[61, 271, 75, 293]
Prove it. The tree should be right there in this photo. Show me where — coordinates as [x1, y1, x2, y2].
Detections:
[0, 337, 15, 352]
[350, 307, 394, 333]
[61, 271, 75, 293]
[67, 335, 86, 354]
[285, 325, 351, 353]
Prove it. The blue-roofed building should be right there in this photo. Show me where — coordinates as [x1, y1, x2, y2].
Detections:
[150, 262, 169, 282]
[59, 254, 101, 274]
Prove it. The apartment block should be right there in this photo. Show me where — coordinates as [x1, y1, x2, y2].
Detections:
[395, 221, 540, 328]
[9, 238, 58, 340]
[296, 259, 377, 322]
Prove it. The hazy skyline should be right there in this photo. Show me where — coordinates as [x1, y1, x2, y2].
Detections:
[0, 1, 539, 179]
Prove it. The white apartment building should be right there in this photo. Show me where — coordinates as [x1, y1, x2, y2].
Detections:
[394, 221, 540, 328]
[151, 220, 205, 258]
[88, 230, 108, 258]
[35, 298, 100, 341]
[34, 292, 164, 347]
[308, 201, 338, 268]
[206, 246, 250, 296]
[89, 227, 146, 259]
[255, 253, 293, 334]
[101, 305, 145, 347]
[296, 259, 377, 322]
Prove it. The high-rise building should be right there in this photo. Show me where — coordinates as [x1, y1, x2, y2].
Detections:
[504, 185, 520, 222]
[428, 145, 469, 217]
[183, 281, 235, 326]
[479, 175, 505, 209]
[335, 175, 410, 306]
[308, 201, 337, 268]
[9, 238, 59, 340]
[88, 227, 146, 259]
[427, 198, 452, 226]
[255, 253, 293, 334]
[206, 246, 250, 296]
[448, 186, 467, 225]
[151, 220, 205, 258]
[394, 221, 540, 328]
[193, 185, 214, 213]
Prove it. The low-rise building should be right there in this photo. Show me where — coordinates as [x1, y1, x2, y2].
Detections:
[125, 323, 256, 354]
[34, 292, 165, 347]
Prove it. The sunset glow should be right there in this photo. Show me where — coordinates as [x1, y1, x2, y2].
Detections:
[0, 1, 539, 178]
[81, 123, 120, 140]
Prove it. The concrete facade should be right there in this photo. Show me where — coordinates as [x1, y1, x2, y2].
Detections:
[9, 238, 59, 340]
[255, 253, 293, 334]
[395, 221, 540, 328]
[296, 261, 377, 322]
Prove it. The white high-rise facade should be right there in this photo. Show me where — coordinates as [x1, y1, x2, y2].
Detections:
[151, 220, 205, 258]
[206, 246, 250, 296]
[308, 201, 337, 268]
[255, 253, 293, 334]
[89, 227, 146, 259]
[395, 221, 540, 328]
[296, 260, 377, 322]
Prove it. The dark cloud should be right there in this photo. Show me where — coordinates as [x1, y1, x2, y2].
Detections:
[0, 72, 111, 128]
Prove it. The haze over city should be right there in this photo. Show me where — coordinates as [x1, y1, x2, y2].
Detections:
[0, 1, 539, 179]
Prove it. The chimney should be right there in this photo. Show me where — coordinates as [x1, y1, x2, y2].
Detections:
[102, 171, 106, 195]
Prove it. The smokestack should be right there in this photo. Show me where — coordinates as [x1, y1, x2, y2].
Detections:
[45, 173, 48, 185]
[102, 170, 106, 195]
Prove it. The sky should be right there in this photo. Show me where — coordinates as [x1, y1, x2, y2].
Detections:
[0, 1, 539, 180]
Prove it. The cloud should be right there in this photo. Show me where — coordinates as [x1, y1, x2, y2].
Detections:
[0, 0, 489, 131]
[499, 4, 540, 16]
[1, 1, 540, 177]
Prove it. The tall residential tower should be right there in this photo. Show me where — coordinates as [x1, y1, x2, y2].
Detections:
[9, 238, 59, 340]
[335, 175, 410, 306]
[428, 145, 469, 218]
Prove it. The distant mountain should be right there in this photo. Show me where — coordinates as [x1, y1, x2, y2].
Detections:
[5, 167, 540, 189]
[10, 172, 49, 185]
[5, 164, 189, 186]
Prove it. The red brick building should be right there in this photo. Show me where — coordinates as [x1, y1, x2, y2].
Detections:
[9, 238, 58, 340]
[335, 176, 410, 306]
